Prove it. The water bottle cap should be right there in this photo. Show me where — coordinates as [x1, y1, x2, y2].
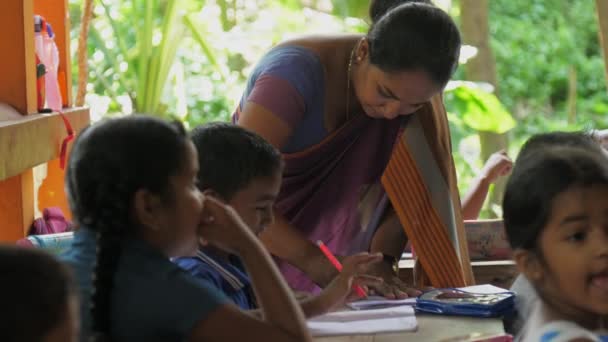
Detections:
[34, 15, 43, 32]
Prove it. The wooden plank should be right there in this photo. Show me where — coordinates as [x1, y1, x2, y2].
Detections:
[34, 0, 72, 107]
[0, 170, 34, 241]
[597, 0, 608, 90]
[0, 0, 37, 114]
[0, 107, 90, 181]
[399, 259, 517, 289]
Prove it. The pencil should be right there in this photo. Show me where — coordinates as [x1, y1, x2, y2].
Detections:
[316, 240, 367, 298]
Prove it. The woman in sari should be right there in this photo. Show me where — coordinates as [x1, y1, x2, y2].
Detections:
[233, 0, 472, 297]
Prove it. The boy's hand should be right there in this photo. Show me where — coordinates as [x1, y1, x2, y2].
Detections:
[318, 253, 383, 311]
[198, 196, 256, 254]
[481, 150, 513, 183]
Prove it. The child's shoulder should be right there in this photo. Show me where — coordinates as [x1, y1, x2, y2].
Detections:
[524, 320, 600, 342]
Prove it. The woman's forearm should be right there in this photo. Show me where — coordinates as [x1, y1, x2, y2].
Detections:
[259, 213, 338, 287]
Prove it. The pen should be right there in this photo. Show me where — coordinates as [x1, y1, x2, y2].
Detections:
[316, 240, 367, 298]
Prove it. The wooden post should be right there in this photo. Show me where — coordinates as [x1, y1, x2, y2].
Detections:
[597, 0, 608, 90]
[0, 0, 36, 240]
[0, 171, 34, 240]
[0, 0, 36, 115]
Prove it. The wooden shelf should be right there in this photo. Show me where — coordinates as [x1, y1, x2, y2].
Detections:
[0, 107, 90, 181]
[398, 259, 517, 289]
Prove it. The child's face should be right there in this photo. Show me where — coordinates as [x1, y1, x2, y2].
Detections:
[533, 184, 608, 316]
[227, 171, 282, 236]
[157, 142, 205, 256]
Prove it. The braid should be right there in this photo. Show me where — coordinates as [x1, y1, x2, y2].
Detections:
[87, 182, 131, 339]
[65, 115, 189, 340]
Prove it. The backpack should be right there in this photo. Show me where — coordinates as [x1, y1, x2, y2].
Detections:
[29, 207, 73, 235]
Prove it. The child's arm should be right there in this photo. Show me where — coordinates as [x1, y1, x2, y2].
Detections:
[245, 253, 383, 318]
[191, 197, 311, 342]
[462, 151, 513, 220]
[299, 253, 383, 317]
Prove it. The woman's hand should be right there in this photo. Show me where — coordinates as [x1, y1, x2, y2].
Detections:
[198, 196, 256, 255]
[364, 260, 422, 299]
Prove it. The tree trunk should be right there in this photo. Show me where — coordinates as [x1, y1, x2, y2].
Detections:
[460, 0, 508, 218]
[597, 0, 608, 91]
[75, 0, 94, 107]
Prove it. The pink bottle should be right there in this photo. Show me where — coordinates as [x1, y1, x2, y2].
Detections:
[34, 16, 62, 112]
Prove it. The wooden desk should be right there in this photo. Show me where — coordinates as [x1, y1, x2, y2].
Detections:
[315, 314, 505, 342]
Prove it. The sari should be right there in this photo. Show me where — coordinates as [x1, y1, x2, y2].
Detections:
[234, 46, 473, 291]
[265, 95, 474, 291]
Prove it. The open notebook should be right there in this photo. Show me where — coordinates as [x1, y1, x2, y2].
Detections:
[307, 305, 417, 336]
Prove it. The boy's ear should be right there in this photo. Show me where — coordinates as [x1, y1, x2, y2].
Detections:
[133, 189, 164, 231]
[513, 249, 544, 283]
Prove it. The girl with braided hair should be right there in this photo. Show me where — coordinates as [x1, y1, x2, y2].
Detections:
[62, 115, 310, 341]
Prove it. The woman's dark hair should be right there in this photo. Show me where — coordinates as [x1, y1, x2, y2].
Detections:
[369, 0, 432, 23]
[191, 122, 282, 200]
[65, 115, 189, 338]
[503, 147, 608, 251]
[0, 245, 76, 342]
[367, 2, 461, 87]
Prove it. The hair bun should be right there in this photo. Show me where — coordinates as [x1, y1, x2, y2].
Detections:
[369, 0, 433, 23]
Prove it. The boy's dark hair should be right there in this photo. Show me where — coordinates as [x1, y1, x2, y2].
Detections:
[0, 246, 76, 342]
[369, 0, 432, 23]
[367, 2, 460, 87]
[516, 131, 602, 163]
[65, 115, 189, 338]
[503, 147, 608, 251]
[191, 122, 282, 200]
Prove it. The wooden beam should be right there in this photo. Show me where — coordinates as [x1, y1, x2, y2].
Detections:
[34, 0, 73, 107]
[0, 107, 90, 181]
[0, 0, 37, 115]
[0, 170, 34, 241]
[597, 0, 608, 90]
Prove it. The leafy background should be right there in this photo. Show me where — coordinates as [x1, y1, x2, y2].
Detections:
[67, 0, 608, 217]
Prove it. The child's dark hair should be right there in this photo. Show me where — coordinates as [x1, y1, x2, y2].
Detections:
[516, 131, 602, 163]
[503, 147, 608, 251]
[367, 2, 460, 87]
[190, 122, 282, 200]
[0, 245, 76, 342]
[65, 115, 190, 338]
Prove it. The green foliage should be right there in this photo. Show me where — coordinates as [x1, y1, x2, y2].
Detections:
[69, 0, 608, 219]
[489, 0, 608, 129]
[445, 84, 516, 134]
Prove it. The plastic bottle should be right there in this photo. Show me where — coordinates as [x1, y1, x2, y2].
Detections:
[34, 15, 62, 112]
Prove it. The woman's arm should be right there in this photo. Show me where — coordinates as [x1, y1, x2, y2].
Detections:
[260, 213, 339, 287]
[368, 205, 422, 298]
[238, 102, 341, 287]
[194, 197, 311, 342]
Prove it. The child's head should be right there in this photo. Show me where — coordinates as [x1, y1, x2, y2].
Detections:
[66, 115, 203, 334]
[516, 131, 603, 162]
[503, 147, 608, 319]
[0, 246, 78, 342]
[191, 122, 283, 236]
